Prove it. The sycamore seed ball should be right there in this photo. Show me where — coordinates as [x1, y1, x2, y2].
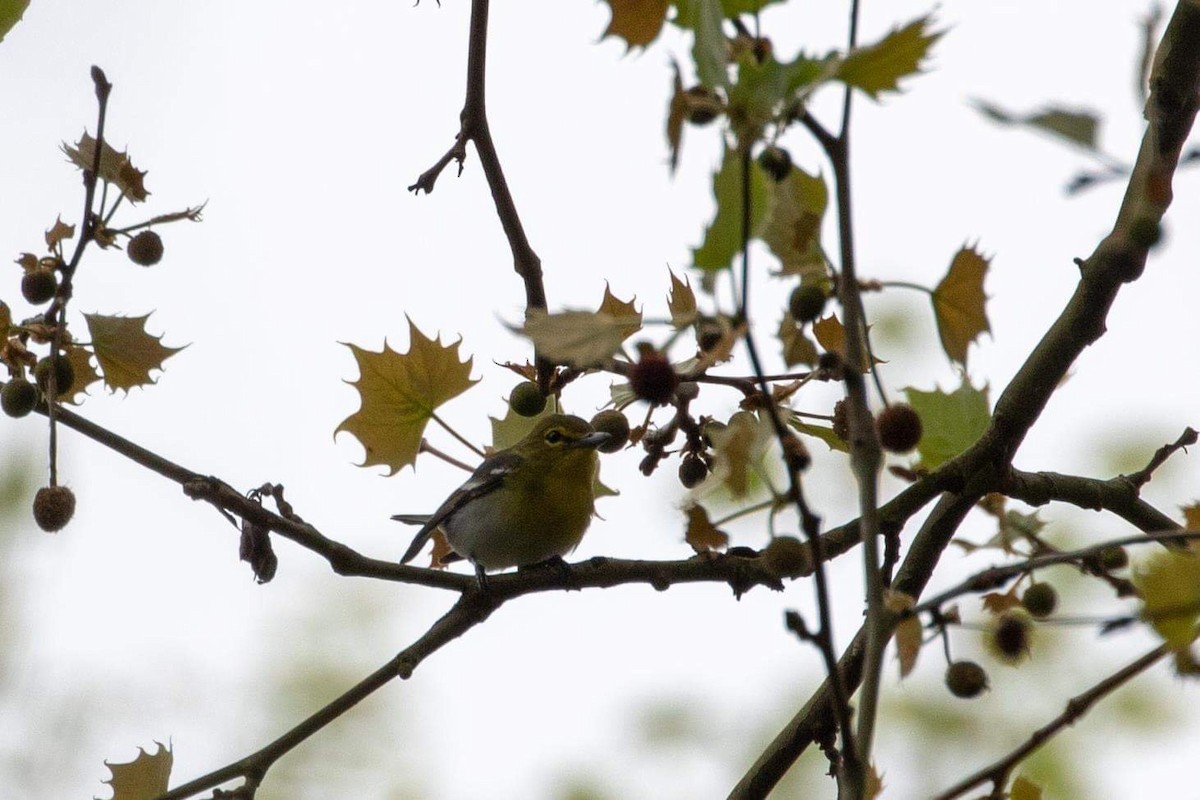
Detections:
[127, 230, 164, 266]
[508, 381, 546, 417]
[21, 269, 57, 305]
[876, 403, 923, 453]
[788, 284, 827, 324]
[762, 536, 810, 579]
[33, 485, 76, 532]
[589, 410, 630, 453]
[629, 346, 679, 405]
[2, 378, 39, 418]
[678, 454, 708, 489]
[34, 355, 75, 396]
[758, 145, 793, 181]
[945, 661, 989, 699]
[1021, 582, 1058, 618]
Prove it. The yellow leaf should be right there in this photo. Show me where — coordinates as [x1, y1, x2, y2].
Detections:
[336, 319, 477, 475]
[61, 133, 149, 202]
[812, 313, 878, 372]
[837, 15, 942, 99]
[61, 344, 101, 404]
[83, 313, 185, 392]
[1010, 775, 1043, 800]
[667, 269, 698, 329]
[886, 590, 921, 678]
[684, 504, 728, 553]
[103, 742, 173, 800]
[932, 245, 991, 366]
[601, 0, 670, 49]
[597, 283, 643, 340]
[1136, 550, 1200, 647]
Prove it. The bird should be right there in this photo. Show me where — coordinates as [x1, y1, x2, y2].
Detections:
[394, 414, 609, 584]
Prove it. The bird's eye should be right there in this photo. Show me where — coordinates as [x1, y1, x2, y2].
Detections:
[545, 429, 564, 444]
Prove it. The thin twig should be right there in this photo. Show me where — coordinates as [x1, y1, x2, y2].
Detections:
[931, 644, 1171, 800]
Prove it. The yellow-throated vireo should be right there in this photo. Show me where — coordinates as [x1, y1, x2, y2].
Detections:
[395, 414, 609, 581]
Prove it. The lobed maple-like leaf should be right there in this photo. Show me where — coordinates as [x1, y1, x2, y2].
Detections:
[84, 312, 185, 392]
[102, 742, 173, 800]
[904, 379, 990, 470]
[519, 286, 641, 367]
[667, 269, 698, 329]
[601, 0, 670, 49]
[44, 216, 75, 251]
[337, 319, 477, 475]
[762, 166, 828, 277]
[61, 344, 102, 403]
[706, 410, 772, 498]
[836, 15, 942, 99]
[932, 245, 991, 366]
[811, 313, 879, 372]
[684, 503, 729, 553]
[61, 133, 149, 202]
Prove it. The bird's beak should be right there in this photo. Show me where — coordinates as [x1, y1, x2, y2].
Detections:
[573, 431, 611, 449]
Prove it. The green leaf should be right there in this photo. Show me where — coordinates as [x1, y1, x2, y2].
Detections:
[837, 15, 942, 99]
[931, 244, 991, 366]
[691, 0, 729, 89]
[83, 313, 186, 393]
[762, 165, 828, 277]
[336, 319, 477, 475]
[972, 100, 1100, 151]
[693, 144, 771, 271]
[0, 0, 29, 44]
[787, 415, 848, 453]
[1136, 550, 1200, 648]
[905, 379, 990, 470]
[0, 300, 11, 334]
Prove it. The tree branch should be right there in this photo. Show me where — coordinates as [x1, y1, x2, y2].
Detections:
[733, 4, 1200, 787]
[407, 0, 552, 386]
[931, 644, 1171, 800]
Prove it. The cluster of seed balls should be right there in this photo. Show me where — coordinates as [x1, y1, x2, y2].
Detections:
[2, 230, 165, 532]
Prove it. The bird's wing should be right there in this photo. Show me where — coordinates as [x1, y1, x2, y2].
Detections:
[395, 451, 522, 565]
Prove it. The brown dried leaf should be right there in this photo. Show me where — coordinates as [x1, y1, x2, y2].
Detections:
[684, 503, 729, 554]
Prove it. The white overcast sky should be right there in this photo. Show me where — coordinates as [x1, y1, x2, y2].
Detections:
[1, 1, 1199, 798]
